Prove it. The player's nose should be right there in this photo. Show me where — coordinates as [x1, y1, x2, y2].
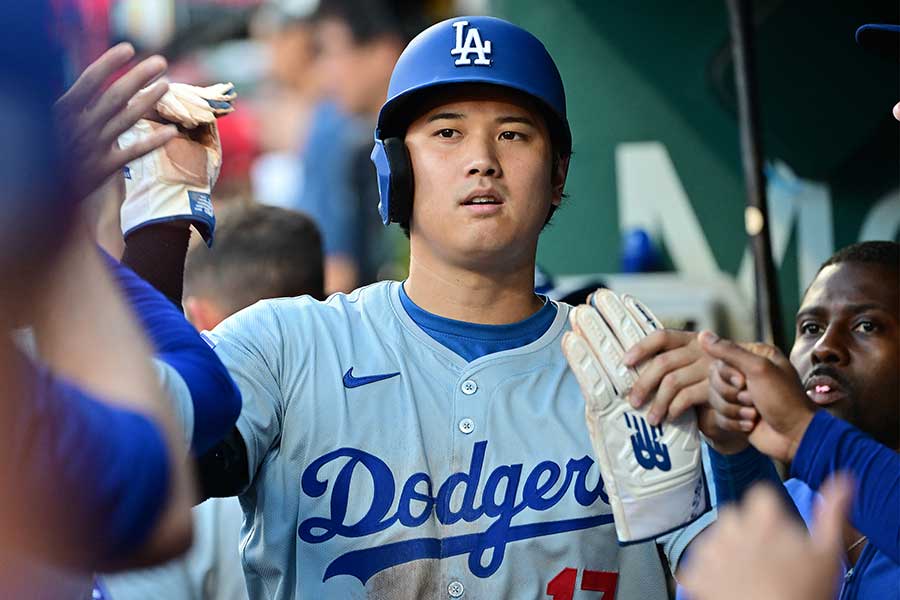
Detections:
[464, 134, 502, 178]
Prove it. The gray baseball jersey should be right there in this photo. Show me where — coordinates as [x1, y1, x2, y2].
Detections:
[187, 281, 709, 599]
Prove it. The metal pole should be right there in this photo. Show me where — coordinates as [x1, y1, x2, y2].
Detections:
[725, 0, 784, 349]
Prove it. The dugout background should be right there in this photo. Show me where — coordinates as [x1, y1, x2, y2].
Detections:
[491, 0, 899, 345]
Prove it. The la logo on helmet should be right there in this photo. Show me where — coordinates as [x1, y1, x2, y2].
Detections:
[451, 21, 492, 66]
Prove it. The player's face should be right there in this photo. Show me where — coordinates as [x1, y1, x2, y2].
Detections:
[404, 87, 563, 269]
[789, 262, 900, 449]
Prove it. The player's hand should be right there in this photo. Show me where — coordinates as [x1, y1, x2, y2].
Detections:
[681, 474, 851, 600]
[698, 331, 817, 462]
[54, 43, 178, 204]
[118, 118, 222, 246]
[155, 82, 236, 129]
[562, 290, 708, 543]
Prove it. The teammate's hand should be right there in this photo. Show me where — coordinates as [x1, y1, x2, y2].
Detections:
[681, 474, 851, 600]
[703, 358, 753, 454]
[698, 331, 817, 462]
[54, 43, 177, 204]
[623, 330, 713, 426]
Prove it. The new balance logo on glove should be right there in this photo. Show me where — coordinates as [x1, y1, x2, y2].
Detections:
[625, 413, 672, 472]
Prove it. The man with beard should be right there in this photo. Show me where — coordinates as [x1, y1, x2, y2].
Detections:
[697, 240, 899, 599]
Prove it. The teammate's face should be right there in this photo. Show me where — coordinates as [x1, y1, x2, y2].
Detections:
[404, 87, 565, 270]
[789, 262, 900, 449]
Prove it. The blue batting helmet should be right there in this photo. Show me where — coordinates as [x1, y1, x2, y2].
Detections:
[370, 16, 571, 225]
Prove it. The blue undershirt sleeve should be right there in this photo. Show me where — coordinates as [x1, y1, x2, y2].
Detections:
[102, 250, 241, 455]
[791, 410, 900, 563]
[708, 444, 800, 521]
[14, 354, 170, 566]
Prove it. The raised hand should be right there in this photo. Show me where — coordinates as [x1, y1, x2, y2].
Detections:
[53, 43, 177, 203]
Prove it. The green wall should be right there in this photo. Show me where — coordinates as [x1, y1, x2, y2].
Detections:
[491, 0, 899, 343]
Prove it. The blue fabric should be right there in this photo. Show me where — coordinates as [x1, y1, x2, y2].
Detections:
[103, 251, 241, 454]
[10, 352, 170, 566]
[792, 410, 900, 564]
[707, 444, 800, 519]
[295, 101, 370, 258]
[398, 283, 557, 361]
[787, 479, 899, 600]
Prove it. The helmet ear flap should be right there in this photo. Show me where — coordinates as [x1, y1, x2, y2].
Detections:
[371, 137, 414, 225]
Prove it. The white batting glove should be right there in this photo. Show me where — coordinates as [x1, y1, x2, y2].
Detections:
[562, 290, 708, 543]
[155, 82, 236, 129]
[118, 118, 221, 246]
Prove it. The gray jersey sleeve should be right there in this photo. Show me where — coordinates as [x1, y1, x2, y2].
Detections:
[205, 300, 293, 486]
[657, 443, 717, 573]
[153, 359, 194, 451]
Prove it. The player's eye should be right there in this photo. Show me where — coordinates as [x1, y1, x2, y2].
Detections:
[853, 320, 878, 334]
[435, 128, 458, 138]
[499, 130, 526, 141]
[799, 321, 822, 336]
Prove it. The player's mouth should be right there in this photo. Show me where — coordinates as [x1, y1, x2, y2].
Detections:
[460, 189, 504, 215]
[803, 374, 848, 406]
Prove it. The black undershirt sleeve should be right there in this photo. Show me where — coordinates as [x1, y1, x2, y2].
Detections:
[196, 426, 250, 500]
[121, 224, 191, 310]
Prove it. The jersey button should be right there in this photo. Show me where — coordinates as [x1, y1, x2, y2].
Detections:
[461, 379, 478, 395]
[448, 580, 465, 598]
[458, 418, 475, 434]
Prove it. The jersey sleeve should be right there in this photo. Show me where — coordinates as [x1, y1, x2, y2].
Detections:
[152, 358, 194, 450]
[204, 301, 291, 489]
[791, 410, 900, 563]
[657, 445, 715, 574]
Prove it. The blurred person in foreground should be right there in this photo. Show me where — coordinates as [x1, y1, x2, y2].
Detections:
[298, 0, 426, 293]
[102, 204, 324, 600]
[682, 476, 854, 600]
[2, 17, 244, 598]
[0, 5, 202, 597]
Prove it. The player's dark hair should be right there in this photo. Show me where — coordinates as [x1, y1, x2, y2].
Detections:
[818, 241, 899, 273]
[185, 205, 325, 314]
[310, 0, 425, 45]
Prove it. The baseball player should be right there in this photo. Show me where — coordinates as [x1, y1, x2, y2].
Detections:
[132, 16, 712, 599]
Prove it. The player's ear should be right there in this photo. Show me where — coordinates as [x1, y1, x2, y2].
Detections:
[184, 296, 226, 331]
[551, 153, 570, 206]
